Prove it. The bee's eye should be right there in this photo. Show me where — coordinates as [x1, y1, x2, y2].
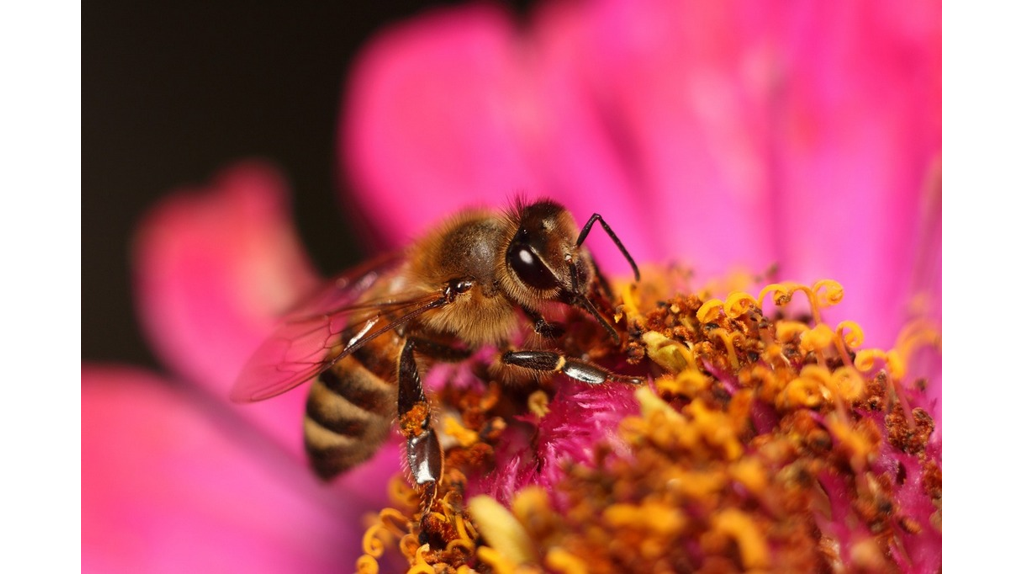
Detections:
[508, 245, 559, 290]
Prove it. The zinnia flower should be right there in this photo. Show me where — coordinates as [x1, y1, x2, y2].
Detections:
[82, 0, 940, 572]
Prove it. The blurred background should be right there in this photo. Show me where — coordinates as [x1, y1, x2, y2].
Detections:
[84, 1, 531, 370]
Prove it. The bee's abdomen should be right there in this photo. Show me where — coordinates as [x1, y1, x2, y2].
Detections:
[303, 355, 396, 480]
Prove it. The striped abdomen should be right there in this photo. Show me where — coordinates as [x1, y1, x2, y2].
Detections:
[303, 340, 398, 480]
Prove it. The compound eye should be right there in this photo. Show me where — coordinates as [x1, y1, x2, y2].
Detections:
[508, 246, 560, 290]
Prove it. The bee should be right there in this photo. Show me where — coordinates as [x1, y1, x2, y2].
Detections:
[231, 199, 642, 509]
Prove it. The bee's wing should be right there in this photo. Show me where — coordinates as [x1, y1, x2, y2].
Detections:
[229, 253, 444, 403]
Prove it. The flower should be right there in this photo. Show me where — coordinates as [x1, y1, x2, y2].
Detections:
[83, 0, 940, 572]
[84, 166, 405, 573]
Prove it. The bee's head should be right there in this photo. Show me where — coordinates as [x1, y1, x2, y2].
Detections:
[504, 199, 589, 300]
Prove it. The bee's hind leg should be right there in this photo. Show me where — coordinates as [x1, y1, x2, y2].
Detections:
[397, 339, 443, 517]
[502, 349, 645, 385]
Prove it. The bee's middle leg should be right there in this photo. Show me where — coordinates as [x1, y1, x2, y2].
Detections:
[397, 338, 444, 514]
[502, 349, 644, 385]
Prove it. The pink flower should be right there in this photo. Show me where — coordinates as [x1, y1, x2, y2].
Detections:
[83, 0, 940, 571]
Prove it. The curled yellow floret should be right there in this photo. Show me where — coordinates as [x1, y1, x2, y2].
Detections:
[831, 366, 865, 402]
[361, 523, 388, 558]
[799, 324, 837, 354]
[711, 509, 770, 570]
[476, 546, 519, 574]
[854, 349, 906, 381]
[775, 320, 809, 343]
[812, 279, 845, 307]
[758, 283, 794, 308]
[724, 292, 760, 318]
[656, 371, 711, 397]
[355, 555, 379, 574]
[777, 376, 823, 411]
[836, 321, 865, 349]
[709, 327, 741, 369]
[696, 298, 726, 324]
[895, 319, 943, 365]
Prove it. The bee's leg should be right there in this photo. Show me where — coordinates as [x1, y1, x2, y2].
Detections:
[397, 339, 443, 515]
[408, 336, 472, 362]
[502, 350, 644, 385]
[522, 307, 564, 339]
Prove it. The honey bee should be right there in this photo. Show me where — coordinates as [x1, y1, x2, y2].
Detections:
[231, 199, 641, 509]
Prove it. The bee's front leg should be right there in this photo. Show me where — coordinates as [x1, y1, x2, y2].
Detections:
[502, 350, 645, 385]
[523, 307, 565, 339]
[397, 339, 443, 515]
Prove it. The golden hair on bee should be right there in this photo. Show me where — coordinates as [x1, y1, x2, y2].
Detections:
[231, 197, 642, 515]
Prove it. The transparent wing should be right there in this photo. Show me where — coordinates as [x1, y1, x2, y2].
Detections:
[230, 252, 444, 403]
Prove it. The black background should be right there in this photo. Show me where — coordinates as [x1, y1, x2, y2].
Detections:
[83, 2, 531, 371]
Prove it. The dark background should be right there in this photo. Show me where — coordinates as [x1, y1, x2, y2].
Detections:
[83, 2, 531, 370]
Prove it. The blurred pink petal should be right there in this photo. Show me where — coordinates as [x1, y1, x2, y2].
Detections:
[340, 0, 941, 346]
[82, 365, 386, 573]
[133, 163, 321, 453]
[765, 1, 941, 345]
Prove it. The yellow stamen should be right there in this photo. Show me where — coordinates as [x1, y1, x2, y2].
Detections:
[730, 458, 767, 496]
[775, 319, 809, 343]
[709, 327, 741, 370]
[724, 292, 759, 318]
[758, 282, 794, 309]
[545, 548, 589, 574]
[406, 544, 434, 574]
[355, 555, 379, 574]
[527, 390, 550, 418]
[361, 523, 387, 558]
[636, 386, 685, 423]
[812, 279, 845, 308]
[443, 415, 479, 448]
[643, 331, 699, 372]
[454, 512, 472, 544]
[388, 473, 418, 509]
[696, 298, 725, 324]
[655, 371, 711, 397]
[831, 366, 865, 402]
[895, 319, 942, 359]
[511, 486, 551, 523]
[836, 321, 864, 349]
[799, 324, 836, 354]
[603, 500, 686, 537]
[711, 509, 769, 570]
[476, 546, 519, 574]
[467, 495, 537, 565]
[620, 282, 640, 320]
[379, 508, 411, 536]
[445, 537, 476, 554]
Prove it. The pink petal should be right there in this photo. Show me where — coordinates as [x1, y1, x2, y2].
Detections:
[340, 3, 661, 273]
[132, 162, 322, 452]
[765, 0, 941, 346]
[83, 365, 396, 573]
[531, 0, 781, 277]
[341, 4, 540, 248]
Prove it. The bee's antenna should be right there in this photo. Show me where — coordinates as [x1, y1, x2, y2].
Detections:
[576, 213, 640, 282]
